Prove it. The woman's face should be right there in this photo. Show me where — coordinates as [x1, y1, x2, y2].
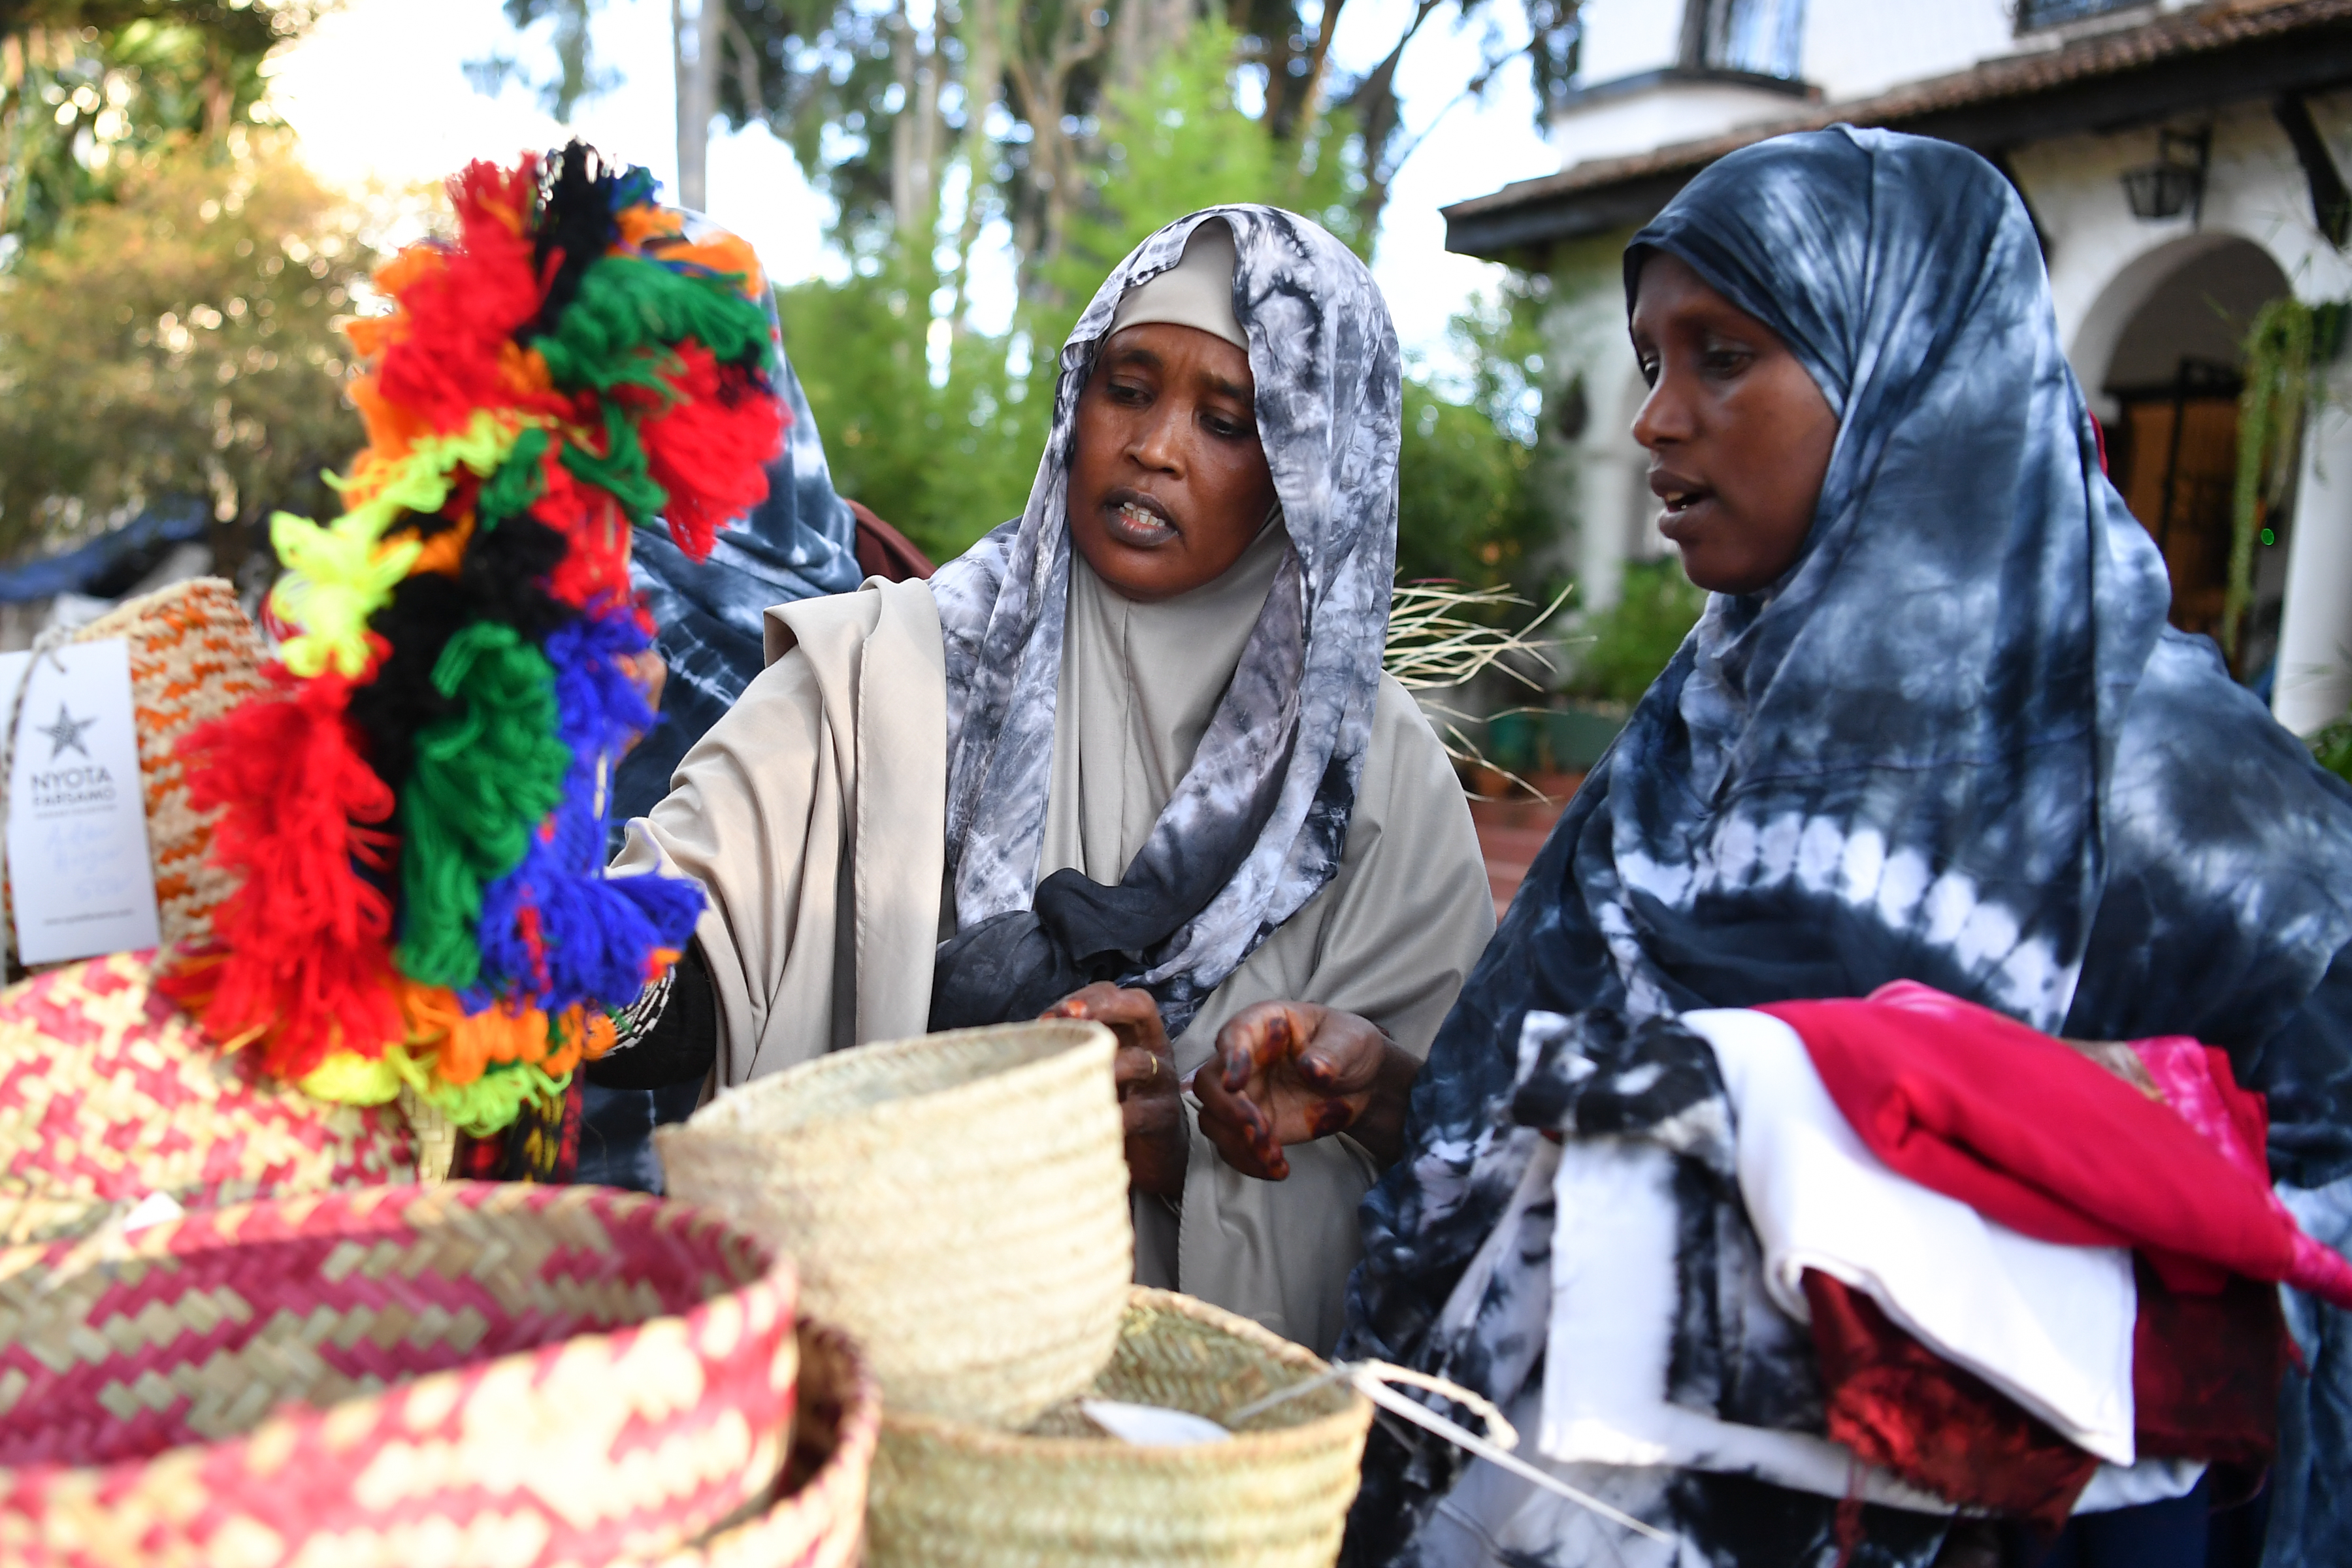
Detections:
[1068, 322, 1279, 602]
[1629, 252, 1838, 595]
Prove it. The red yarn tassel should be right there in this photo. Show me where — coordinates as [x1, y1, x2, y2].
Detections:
[372, 156, 567, 437]
[534, 447, 635, 609]
[165, 666, 404, 1079]
[634, 345, 784, 561]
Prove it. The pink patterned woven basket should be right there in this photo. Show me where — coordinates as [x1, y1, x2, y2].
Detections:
[0, 951, 415, 1244]
[0, 1182, 800, 1568]
[628, 1318, 883, 1568]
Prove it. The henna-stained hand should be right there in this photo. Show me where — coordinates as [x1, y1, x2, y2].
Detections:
[619, 650, 667, 755]
[1041, 983, 1187, 1197]
[1192, 1001, 1418, 1180]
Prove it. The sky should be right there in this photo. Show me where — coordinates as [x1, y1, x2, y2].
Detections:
[265, 0, 1561, 363]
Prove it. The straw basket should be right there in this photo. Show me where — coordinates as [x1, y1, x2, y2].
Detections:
[865, 1288, 1374, 1568]
[0, 951, 415, 1245]
[626, 1318, 883, 1568]
[0, 1182, 800, 1568]
[659, 1019, 1130, 1428]
[2, 578, 269, 966]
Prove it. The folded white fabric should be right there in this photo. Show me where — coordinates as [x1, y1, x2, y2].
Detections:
[1537, 1134, 1961, 1509]
[1522, 1090, 2200, 1522]
[1680, 1007, 2139, 1466]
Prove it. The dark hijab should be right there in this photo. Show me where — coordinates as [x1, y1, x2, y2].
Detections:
[1343, 125, 2352, 1558]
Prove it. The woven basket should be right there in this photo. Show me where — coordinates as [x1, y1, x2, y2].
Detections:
[3, 578, 269, 966]
[0, 1182, 800, 1568]
[0, 951, 416, 1244]
[625, 1317, 882, 1568]
[866, 1287, 1374, 1568]
[659, 1019, 1130, 1428]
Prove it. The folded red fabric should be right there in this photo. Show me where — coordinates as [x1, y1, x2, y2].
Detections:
[1803, 1261, 2286, 1531]
[1803, 1269, 2097, 1531]
[1757, 985, 2352, 1309]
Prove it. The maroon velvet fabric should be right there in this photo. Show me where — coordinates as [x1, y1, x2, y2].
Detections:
[1804, 1270, 2097, 1532]
[1801, 1264, 2287, 1530]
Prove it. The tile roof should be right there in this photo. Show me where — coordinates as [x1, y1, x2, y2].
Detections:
[1445, 0, 2352, 240]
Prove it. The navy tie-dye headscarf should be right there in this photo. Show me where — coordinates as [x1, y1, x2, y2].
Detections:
[1343, 126, 2352, 1560]
[608, 304, 862, 828]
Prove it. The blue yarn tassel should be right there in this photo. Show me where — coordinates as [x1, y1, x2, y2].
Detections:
[471, 602, 704, 1014]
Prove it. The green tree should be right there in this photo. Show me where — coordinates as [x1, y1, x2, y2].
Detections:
[1395, 276, 1552, 593]
[0, 133, 372, 573]
[1, 1, 319, 250]
[1565, 557, 1707, 705]
[779, 18, 1370, 564]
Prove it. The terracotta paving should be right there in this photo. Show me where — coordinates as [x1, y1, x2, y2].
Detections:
[1466, 772, 1584, 921]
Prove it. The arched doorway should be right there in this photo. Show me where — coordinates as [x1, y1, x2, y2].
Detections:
[2099, 238, 2291, 657]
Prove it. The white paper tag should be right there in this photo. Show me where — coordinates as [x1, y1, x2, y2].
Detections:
[120, 1191, 186, 1233]
[1078, 1398, 1232, 1446]
[3, 639, 161, 964]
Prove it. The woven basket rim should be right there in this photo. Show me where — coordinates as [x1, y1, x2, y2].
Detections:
[629, 1316, 881, 1568]
[687, 1019, 1115, 1139]
[0, 1181, 798, 1483]
[877, 1288, 1370, 1465]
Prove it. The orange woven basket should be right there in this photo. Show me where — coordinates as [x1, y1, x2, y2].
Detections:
[0, 1182, 800, 1568]
[2, 578, 269, 967]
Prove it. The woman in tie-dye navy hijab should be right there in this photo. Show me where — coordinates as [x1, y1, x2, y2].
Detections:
[1343, 126, 2352, 1565]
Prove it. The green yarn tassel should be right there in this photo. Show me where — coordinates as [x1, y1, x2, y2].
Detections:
[397, 623, 572, 990]
[559, 401, 668, 525]
[429, 1059, 573, 1139]
[531, 255, 773, 397]
[478, 426, 551, 529]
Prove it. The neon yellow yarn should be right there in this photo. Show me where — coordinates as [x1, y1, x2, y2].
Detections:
[269, 411, 540, 678]
[301, 1039, 572, 1137]
[298, 1048, 409, 1105]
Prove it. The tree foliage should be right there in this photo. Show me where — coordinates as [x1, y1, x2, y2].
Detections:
[0, 132, 371, 570]
[779, 17, 1396, 566]
[1, 1, 318, 250]
[1564, 557, 1707, 705]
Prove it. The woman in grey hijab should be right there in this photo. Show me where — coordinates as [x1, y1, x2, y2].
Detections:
[601, 205, 1494, 1350]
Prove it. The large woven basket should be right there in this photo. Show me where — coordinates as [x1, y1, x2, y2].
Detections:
[3, 578, 268, 966]
[0, 1182, 800, 1568]
[626, 1317, 883, 1568]
[866, 1287, 1374, 1567]
[0, 950, 416, 1245]
[659, 1019, 1130, 1428]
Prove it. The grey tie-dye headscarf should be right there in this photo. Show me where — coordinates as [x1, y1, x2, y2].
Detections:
[926, 206, 1399, 1037]
[1344, 127, 2352, 1563]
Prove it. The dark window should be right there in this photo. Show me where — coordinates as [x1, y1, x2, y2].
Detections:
[1685, 0, 1808, 81]
[2016, 0, 2149, 31]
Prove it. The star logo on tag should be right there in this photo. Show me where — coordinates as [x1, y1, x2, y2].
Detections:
[38, 703, 95, 760]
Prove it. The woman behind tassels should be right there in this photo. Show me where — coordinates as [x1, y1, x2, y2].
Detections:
[595, 208, 1496, 1355]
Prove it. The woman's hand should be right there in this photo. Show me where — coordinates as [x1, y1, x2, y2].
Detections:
[1193, 1002, 1418, 1179]
[1042, 983, 1187, 1198]
[619, 650, 667, 754]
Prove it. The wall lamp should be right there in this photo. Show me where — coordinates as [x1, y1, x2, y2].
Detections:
[2121, 127, 2210, 223]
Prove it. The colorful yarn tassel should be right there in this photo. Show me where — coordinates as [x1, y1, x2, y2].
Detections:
[171, 140, 788, 1135]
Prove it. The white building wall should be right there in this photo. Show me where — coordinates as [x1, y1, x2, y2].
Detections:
[2008, 94, 2352, 731]
[1573, 0, 1689, 84]
[1550, 81, 1820, 165]
[1798, 0, 2016, 103]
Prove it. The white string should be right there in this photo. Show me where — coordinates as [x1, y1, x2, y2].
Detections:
[0, 625, 78, 966]
[0, 625, 77, 812]
[1228, 1359, 1674, 1545]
